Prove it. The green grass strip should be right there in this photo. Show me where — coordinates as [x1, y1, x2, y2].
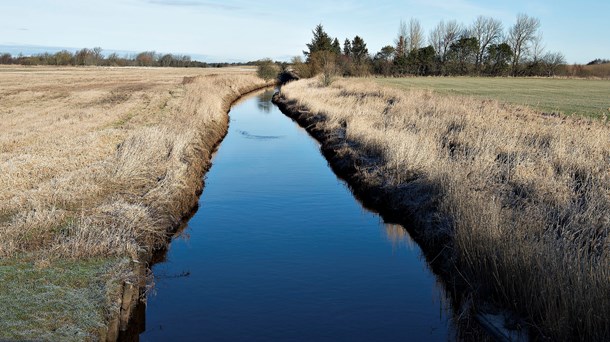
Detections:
[0, 256, 129, 341]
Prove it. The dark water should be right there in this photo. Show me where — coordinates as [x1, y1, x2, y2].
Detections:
[139, 89, 455, 341]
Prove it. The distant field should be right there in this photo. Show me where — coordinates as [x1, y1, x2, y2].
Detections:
[376, 77, 610, 119]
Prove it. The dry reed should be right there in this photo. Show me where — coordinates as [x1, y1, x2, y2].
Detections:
[0, 66, 268, 260]
[279, 78, 609, 341]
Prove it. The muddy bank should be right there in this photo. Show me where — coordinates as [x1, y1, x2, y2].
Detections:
[102, 81, 275, 341]
[272, 92, 528, 341]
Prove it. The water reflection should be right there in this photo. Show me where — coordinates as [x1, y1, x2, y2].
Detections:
[384, 223, 417, 251]
[256, 89, 275, 113]
[237, 130, 284, 140]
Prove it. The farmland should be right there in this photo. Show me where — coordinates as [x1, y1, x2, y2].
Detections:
[377, 77, 610, 119]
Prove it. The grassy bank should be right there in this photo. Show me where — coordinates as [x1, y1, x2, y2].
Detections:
[377, 77, 610, 119]
[277, 78, 609, 341]
[0, 66, 268, 339]
[0, 257, 129, 341]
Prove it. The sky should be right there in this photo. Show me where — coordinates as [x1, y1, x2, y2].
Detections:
[1, 0, 608, 63]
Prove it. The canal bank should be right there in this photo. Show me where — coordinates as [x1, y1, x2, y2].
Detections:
[136, 89, 457, 341]
[271, 88, 529, 342]
[103, 79, 275, 341]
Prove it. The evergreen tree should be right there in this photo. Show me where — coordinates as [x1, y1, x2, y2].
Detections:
[304, 24, 334, 62]
[446, 37, 479, 75]
[350, 36, 369, 63]
[331, 38, 341, 55]
[484, 43, 513, 76]
[373, 45, 395, 76]
[350, 35, 370, 76]
[393, 36, 408, 75]
[416, 46, 436, 75]
[343, 38, 352, 56]
[395, 35, 406, 59]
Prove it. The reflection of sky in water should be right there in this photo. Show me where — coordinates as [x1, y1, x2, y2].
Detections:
[141, 89, 455, 341]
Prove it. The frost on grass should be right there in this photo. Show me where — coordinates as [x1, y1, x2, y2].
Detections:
[0, 257, 130, 341]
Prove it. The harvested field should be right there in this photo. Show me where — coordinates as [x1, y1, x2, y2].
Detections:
[0, 66, 268, 339]
[277, 78, 610, 341]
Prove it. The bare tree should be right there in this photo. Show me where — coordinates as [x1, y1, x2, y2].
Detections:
[394, 20, 408, 58]
[106, 52, 120, 66]
[428, 21, 444, 56]
[159, 54, 174, 67]
[0, 53, 12, 64]
[92, 47, 103, 65]
[406, 18, 424, 52]
[428, 20, 462, 62]
[542, 51, 565, 76]
[508, 13, 541, 75]
[53, 50, 73, 66]
[530, 33, 545, 63]
[470, 16, 503, 72]
[312, 51, 338, 86]
[135, 51, 157, 67]
[395, 20, 408, 43]
[180, 55, 191, 67]
[290, 56, 312, 78]
[74, 48, 86, 66]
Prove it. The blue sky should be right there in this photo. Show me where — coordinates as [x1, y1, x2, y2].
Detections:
[1, 0, 608, 63]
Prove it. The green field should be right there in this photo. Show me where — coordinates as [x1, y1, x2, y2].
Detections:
[377, 77, 610, 119]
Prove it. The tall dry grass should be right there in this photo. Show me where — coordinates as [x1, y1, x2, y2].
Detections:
[563, 63, 610, 79]
[279, 78, 610, 340]
[0, 66, 267, 260]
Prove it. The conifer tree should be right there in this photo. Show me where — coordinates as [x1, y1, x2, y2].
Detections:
[350, 35, 370, 76]
[343, 38, 352, 56]
[350, 36, 369, 63]
[304, 24, 334, 62]
[331, 38, 341, 55]
[393, 36, 408, 75]
[395, 36, 406, 59]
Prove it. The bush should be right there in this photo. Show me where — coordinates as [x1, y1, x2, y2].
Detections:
[310, 51, 338, 87]
[256, 59, 279, 82]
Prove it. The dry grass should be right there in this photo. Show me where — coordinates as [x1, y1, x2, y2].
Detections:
[0, 66, 266, 260]
[564, 63, 610, 79]
[0, 65, 267, 338]
[280, 78, 610, 341]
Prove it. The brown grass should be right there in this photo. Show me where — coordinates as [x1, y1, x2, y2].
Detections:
[564, 63, 610, 79]
[279, 78, 610, 341]
[0, 66, 267, 260]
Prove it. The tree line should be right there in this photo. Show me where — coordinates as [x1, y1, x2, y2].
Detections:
[295, 14, 572, 78]
[0, 47, 211, 67]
